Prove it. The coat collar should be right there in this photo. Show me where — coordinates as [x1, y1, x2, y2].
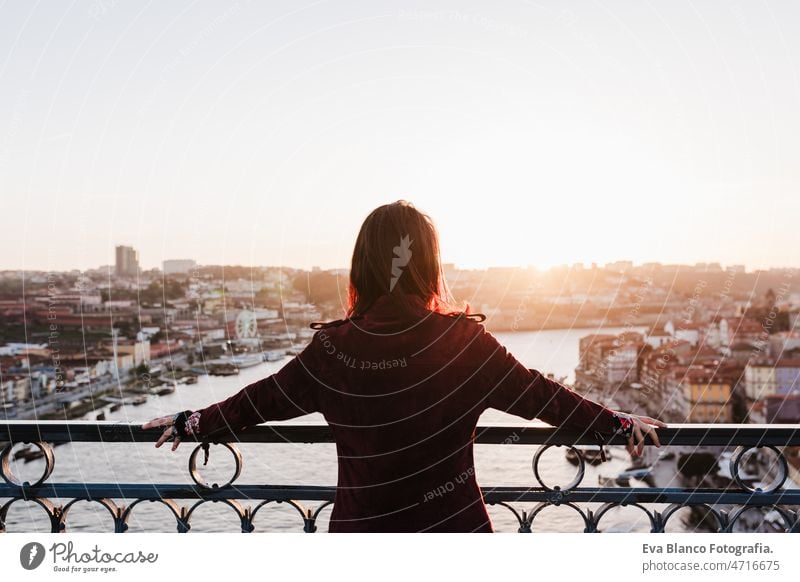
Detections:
[359, 293, 432, 324]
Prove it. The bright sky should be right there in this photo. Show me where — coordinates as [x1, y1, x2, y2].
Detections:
[1, 1, 798, 272]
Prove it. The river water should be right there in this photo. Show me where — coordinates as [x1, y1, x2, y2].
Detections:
[5, 326, 688, 533]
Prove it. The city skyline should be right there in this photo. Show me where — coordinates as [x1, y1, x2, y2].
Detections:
[1, 246, 795, 275]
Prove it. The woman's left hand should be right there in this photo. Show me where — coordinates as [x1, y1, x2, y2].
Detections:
[618, 412, 667, 459]
[142, 414, 182, 451]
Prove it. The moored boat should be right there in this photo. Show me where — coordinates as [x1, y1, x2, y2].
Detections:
[263, 350, 285, 362]
[226, 354, 262, 369]
[150, 383, 176, 396]
[207, 362, 239, 376]
[566, 445, 611, 466]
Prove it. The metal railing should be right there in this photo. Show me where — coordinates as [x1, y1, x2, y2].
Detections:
[1, 421, 799, 533]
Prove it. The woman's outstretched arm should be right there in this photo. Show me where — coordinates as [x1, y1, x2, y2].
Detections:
[471, 326, 665, 457]
[143, 332, 326, 449]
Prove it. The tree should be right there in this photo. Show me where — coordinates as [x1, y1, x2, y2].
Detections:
[130, 363, 149, 378]
[293, 271, 345, 305]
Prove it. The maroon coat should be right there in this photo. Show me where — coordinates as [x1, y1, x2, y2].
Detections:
[193, 294, 621, 532]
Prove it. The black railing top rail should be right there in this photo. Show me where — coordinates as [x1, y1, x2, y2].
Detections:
[2, 420, 799, 447]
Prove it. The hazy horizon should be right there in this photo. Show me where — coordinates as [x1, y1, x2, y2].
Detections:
[1, 255, 794, 275]
[2, 1, 798, 272]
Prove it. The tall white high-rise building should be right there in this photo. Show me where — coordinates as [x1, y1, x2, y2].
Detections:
[115, 245, 140, 277]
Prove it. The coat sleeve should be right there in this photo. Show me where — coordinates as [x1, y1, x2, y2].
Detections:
[472, 325, 620, 434]
[192, 332, 326, 439]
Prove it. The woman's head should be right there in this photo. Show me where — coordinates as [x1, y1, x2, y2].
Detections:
[347, 200, 460, 319]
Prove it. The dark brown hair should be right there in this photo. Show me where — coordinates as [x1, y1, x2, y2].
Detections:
[347, 201, 465, 319]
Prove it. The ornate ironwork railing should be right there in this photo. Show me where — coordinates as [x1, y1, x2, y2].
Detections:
[1, 421, 799, 533]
